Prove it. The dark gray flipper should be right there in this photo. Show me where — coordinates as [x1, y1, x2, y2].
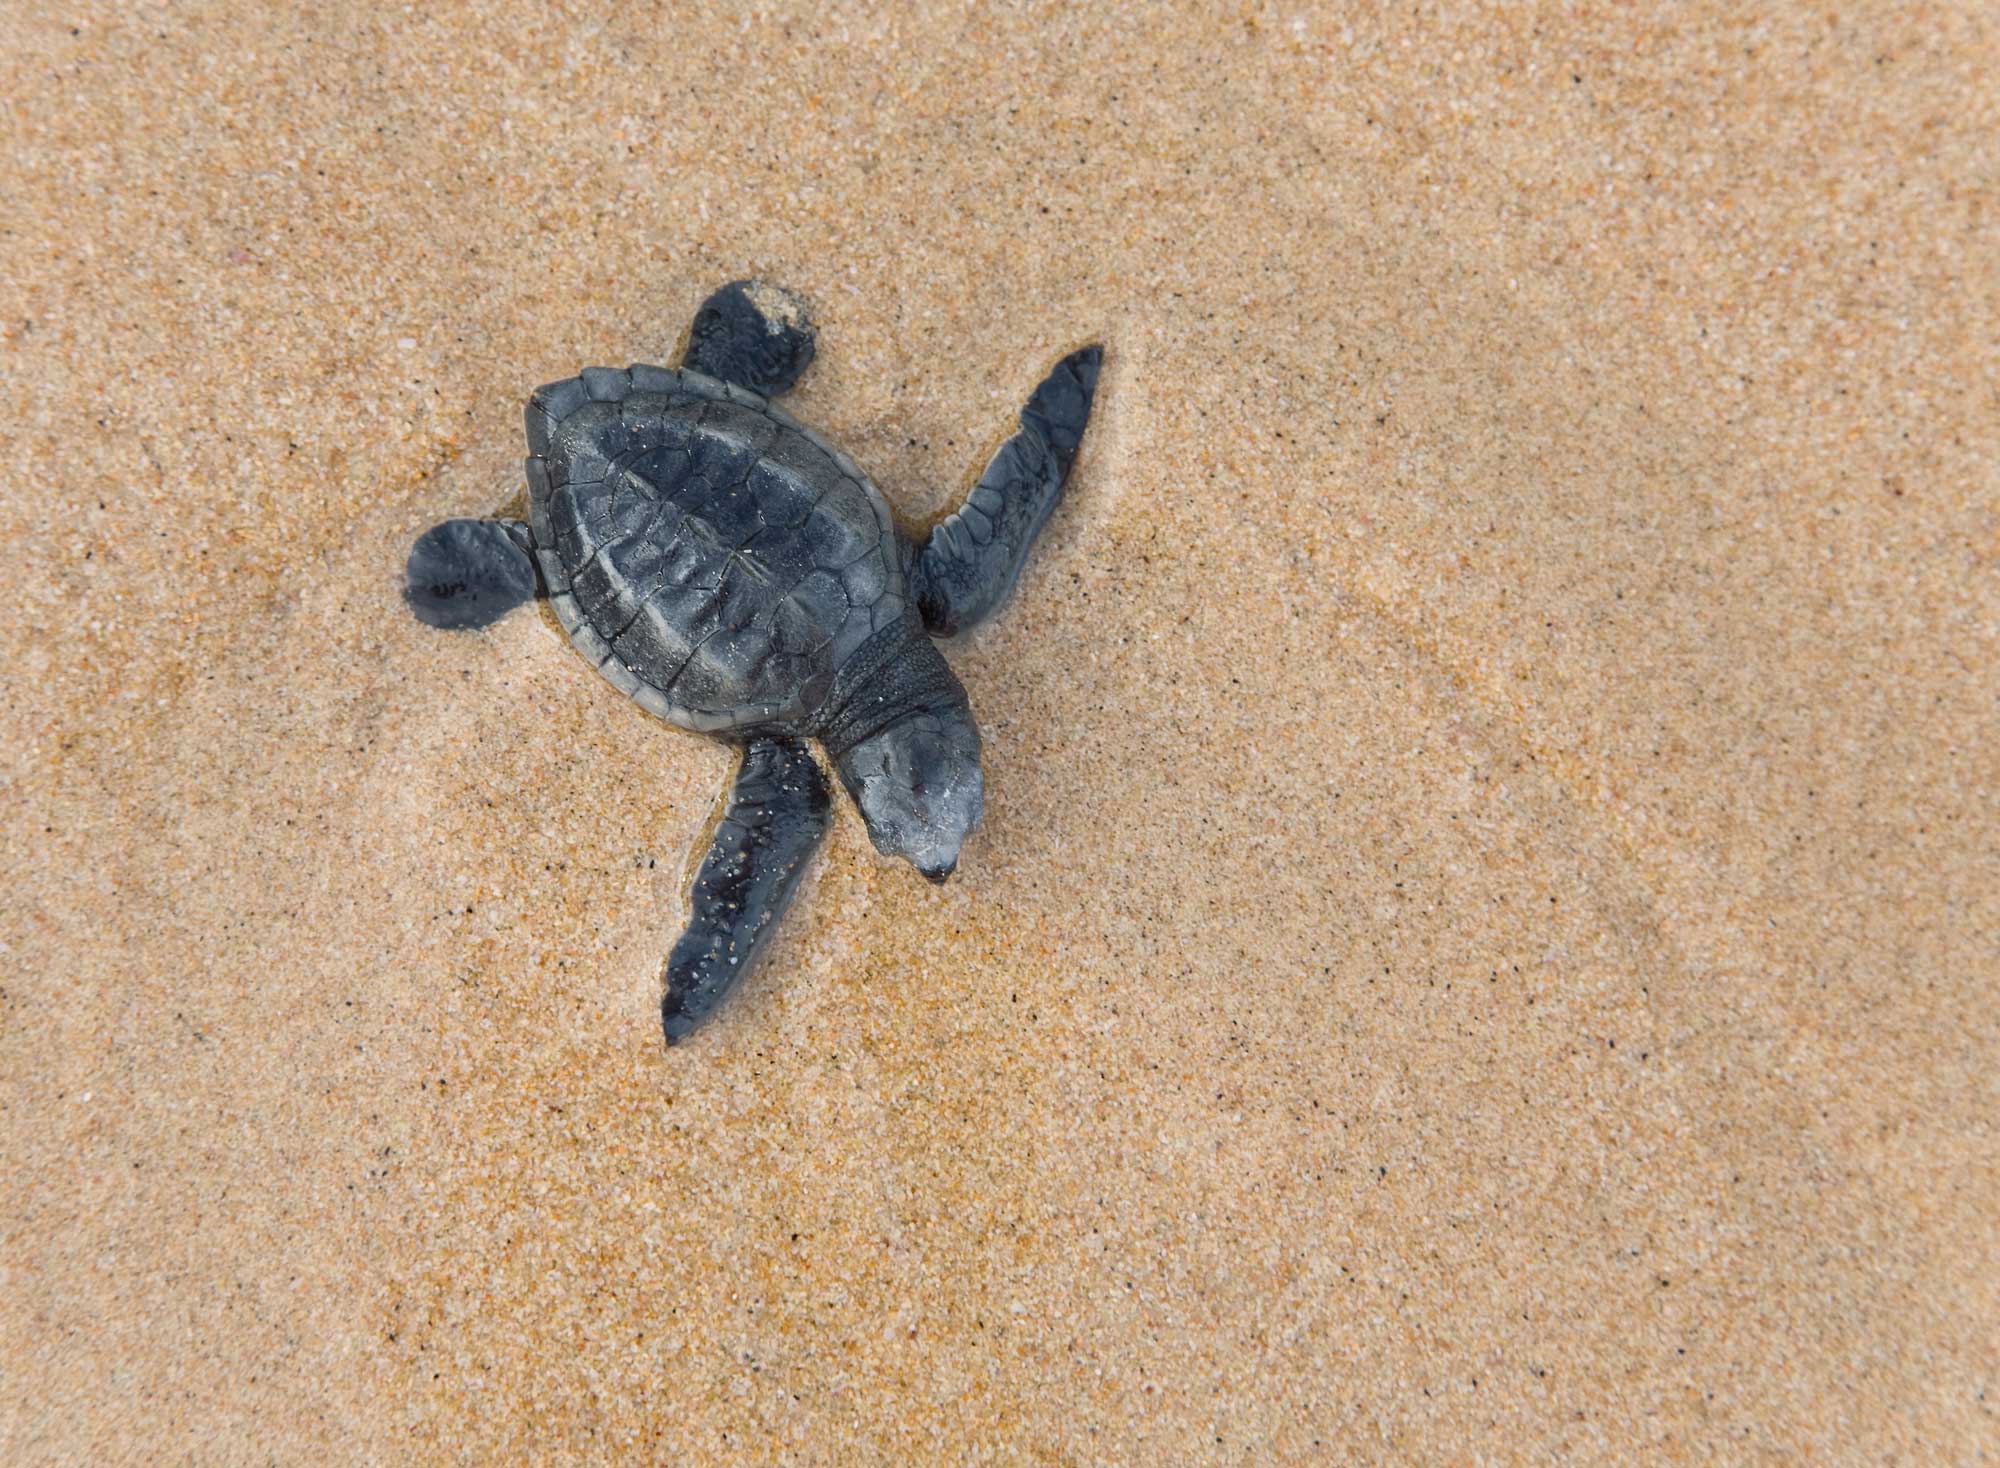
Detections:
[404, 518, 539, 629]
[662, 737, 831, 1043]
[913, 345, 1102, 637]
[682, 279, 816, 397]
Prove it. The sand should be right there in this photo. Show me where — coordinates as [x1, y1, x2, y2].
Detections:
[3, 3, 1995, 1463]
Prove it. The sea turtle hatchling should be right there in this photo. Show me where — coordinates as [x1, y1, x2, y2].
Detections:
[405, 280, 1101, 1042]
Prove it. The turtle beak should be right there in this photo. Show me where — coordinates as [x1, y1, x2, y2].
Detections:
[920, 859, 957, 885]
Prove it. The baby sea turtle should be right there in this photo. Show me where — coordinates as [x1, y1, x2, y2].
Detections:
[406, 280, 1101, 1042]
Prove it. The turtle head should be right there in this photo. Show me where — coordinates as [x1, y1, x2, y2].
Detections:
[835, 711, 984, 884]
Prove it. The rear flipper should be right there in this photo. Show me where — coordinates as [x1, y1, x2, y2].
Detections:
[404, 518, 539, 629]
[662, 738, 831, 1044]
[682, 279, 816, 398]
[913, 345, 1102, 636]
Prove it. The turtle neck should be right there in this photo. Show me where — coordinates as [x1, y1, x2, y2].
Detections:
[813, 613, 972, 760]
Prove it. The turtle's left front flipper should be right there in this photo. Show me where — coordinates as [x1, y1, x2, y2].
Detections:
[913, 345, 1102, 637]
[661, 738, 831, 1044]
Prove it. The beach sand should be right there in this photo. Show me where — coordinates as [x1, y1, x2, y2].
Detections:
[3, 4, 1994, 1462]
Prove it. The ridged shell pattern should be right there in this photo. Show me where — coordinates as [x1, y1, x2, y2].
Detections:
[524, 366, 905, 734]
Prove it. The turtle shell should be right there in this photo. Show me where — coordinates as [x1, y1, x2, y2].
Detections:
[524, 365, 906, 734]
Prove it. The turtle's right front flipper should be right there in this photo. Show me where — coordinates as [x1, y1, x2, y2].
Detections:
[404, 518, 540, 629]
[662, 737, 831, 1044]
[913, 344, 1102, 637]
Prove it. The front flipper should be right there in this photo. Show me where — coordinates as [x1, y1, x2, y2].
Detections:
[913, 345, 1102, 636]
[404, 518, 539, 629]
[661, 738, 831, 1044]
